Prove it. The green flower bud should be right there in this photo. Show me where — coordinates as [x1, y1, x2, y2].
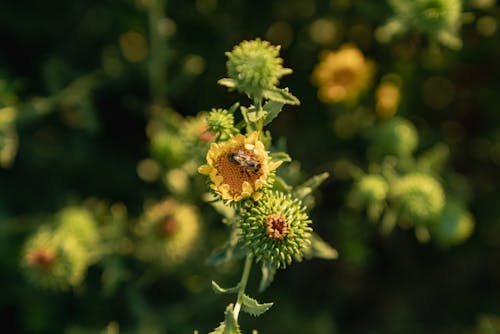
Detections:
[21, 228, 89, 291]
[239, 191, 312, 269]
[150, 131, 187, 168]
[207, 108, 239, 141]
[355, 174, 389, 203]
[433, 201, 474, 245]
[413, 0, 461, 35]
[221, 39, 292, 100]
[371, 117, 419, 158]
[57, 207, 99, 250]
[392, 173, 445, 224]
[136, 199, 201, 269]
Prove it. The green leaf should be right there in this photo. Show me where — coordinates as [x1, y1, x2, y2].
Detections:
[263, 100, 285, 125]
[303, 233, 338, 260]
[270, 152, 291, 163]
[262, 87, 300, 105]
[241, 294, 273, 316]
[209, 305, 241, 334]
[218, 78, 236, 88]
[211, 281, 241, 295]
[228, 102, 240, 114]
[271, 175, 293, 193]
[206, 236, 248, 266]
[258, 261, 277, 292]
[293, 172, 329, 200]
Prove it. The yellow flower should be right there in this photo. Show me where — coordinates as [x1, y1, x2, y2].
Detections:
[376, 81, 401, 119]
[312, 45, 375, 104]
[198, 132, 281, 202]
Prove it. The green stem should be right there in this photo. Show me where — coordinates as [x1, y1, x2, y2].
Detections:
[253, 97, 264, 132]
[233, 253, 253, 320]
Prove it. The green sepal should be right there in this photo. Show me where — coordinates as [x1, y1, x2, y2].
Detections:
[303, 233, 338, 260]
[270, 152, 291, 163]
[209, 304, 241, 334]
[263, 100, 285, 126]
[211, 281, 241, 295]
[218, 78, 236, 89]
[241, 294, 273, 317]
[262, 87, 300, 105]
[293, 172, 329, 200]
[206, 233, 248, 266]
[258, 261, 276, 292]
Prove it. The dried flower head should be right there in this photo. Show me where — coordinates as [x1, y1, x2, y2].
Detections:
[198, 132, 281, 202]
[219, 39, 292, 100]
[312, 45, 375, 104]
[240, 191, 312, 269]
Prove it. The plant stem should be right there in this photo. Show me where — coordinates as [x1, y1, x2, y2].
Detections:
[233, 253, 253, 320]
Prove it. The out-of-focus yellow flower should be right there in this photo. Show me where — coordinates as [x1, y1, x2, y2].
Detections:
[198, 132, 281, 202]
[312, 45, 375, 104]
[376, 82, 401, 119]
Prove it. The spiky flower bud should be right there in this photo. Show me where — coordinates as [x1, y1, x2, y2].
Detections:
[433, 201, 474, 245]
[21, 228, 89, 291]
[219, 39, 292, 100]
[207, 108, 239, 141]
[135, 199, 201, 269]
[57, 207, 99, 249]
[355, 174, 389, 204]
[371, 117, 419, 158]
[392, 173, 445, 224]
[239, 191, 312, 269]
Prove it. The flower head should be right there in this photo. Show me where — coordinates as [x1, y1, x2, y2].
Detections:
[392, 173, 445, 224]
[136, 199, 201, 268]
[21, 228, 89, 291]
[239, 191, 312, 269]
[312, 45, 375, 104]
[371, 117, 419, 158]
[220, 39, 292, 100]
[376, 81, 401, 119]
[207, 108, 239, 141]
[198, 132, 281, 202]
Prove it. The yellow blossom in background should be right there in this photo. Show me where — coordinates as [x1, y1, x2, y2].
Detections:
[376, 81, 401, 119]
[198, 132, 281, 202]
[312, 45, 375, 104]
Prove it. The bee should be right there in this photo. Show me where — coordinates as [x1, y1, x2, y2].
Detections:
[228, 149, 261, 173]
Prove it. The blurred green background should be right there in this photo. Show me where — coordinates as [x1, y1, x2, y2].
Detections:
[1, 0, 500, 333]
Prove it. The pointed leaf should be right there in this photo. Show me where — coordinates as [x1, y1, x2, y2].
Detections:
[218, 78, 236, 88]
[303, 233, 338, 260]
[241, 294, 273, 317]
[262, 87, 300, 105]
[211, 281, 241, 295]
[293, 172, 329, 200]
[209, 304, 241, 334]
[228, 102, 240, 114]
[263, 100, 285, 125]
[270, 152, 291, 163]
[258, 261, 277, 292]
[271, 175, 293, 193]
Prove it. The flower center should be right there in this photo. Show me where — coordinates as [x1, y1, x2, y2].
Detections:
[26, 248, 55, 270]
[265, 214, 289, 239]
[217, 148, 264, 196]
[159, 218, 178, 237]
[334, 67, 356, 87]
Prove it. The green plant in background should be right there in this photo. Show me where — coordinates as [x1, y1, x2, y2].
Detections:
[199, 39, 337, 333]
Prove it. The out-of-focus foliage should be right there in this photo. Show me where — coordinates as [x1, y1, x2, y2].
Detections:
[1, 0, 500, 333]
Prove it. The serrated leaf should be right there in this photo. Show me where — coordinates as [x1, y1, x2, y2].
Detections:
[293, 172, 329, 200]
[303, 233, 338, 260]
[218, 78, 236, 88]
[211, 281, 241, 295]
[270, 152, 291, 163]
[262, 87, 300, 105]
[209, 304, 241, 334]
[263, 100, 285, 125]
[241, 294, 273, 316]
[258, 261, 277, 292]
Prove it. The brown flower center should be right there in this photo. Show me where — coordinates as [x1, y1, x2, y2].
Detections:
[217, 149, 264, 196]
[265, 214, 289, 239]
[159, 218, 178, 237]
[333, 67, 356, 87]
[26, 248, 55, 270]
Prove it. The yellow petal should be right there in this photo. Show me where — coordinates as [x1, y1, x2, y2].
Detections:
[252, 192, 262, 201]
[198, 164, 212, 175]
[269, 160, 283, 171]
